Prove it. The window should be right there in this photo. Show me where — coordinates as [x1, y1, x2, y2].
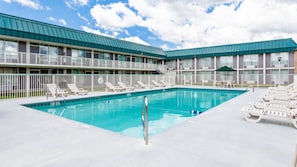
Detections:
[198, 57, 211, 69]
[18, 41, 26, 52]
[66, 48, 71, 56]
[94, 51, 99, 59]
[117, 54, 126, 61]
[147, 58, 153, 64]
[243, 54, 258, 67]
[243, 70, 258, 82]
[49, 46, 58, 63]
[271, 69, 289, 84]
[100, 53, 111, 60]
[39, 45, 48, 55]
[5, 41, 18, 60]
[39, 45, 48, 63]
[135, 57, 142, 63]
[219, 56, 233, 67]
[72, 49, 85, 64]
[58, 46, 64, 56]
[271, 52, 288, 67]
[182, 59, 192, 69]
[0, 40, 3, 61]
[166, 60, 176, 70]
[30, 43, 39, 53]
[86, 50, 91, 58]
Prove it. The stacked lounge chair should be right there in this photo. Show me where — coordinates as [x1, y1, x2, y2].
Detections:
[105, 82, 125, 92]
[137, 81, 153, 89]
[241, 82, 297, 128]
[152, 80, 163, 87]
[46, 83, 68, 98]
[118, 81, 135, 91]
[67, 83, 88, 95]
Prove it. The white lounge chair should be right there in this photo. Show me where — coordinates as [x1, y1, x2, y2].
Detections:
[137, 81, 153, 89]
[241, 102, 297, 128]
[160, 80, 170, 87]
[263, 90, 297, 102]
[105, 82, 125, 92]
[46, 83, 68, 98]
[67, 83, 88, 95]
[268, 82, 296, 92]
[118, 82, 134, 91]
[152, 80, 163, 87]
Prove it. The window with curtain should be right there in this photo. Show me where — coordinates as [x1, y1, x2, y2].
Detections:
[182, 59, 192, 69]
[100, 53, 111, 60]
[243, 54, 258, 67]
[5, 41, 18, 61]
[198, 57, 211, 69]
[219, 56, 233, 67]
[49, 46, 58, 63]
[0, 40, 4, 61]
[271, 69, 289, 84]
[271, 52, 289, 67]
[242, 70, 258, 82]
[39, 45, 48, 55]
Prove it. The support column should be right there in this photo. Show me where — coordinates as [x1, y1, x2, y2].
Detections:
[263, 53, 266, 84]
[91, 70, 94, 92]
[214, 57, 217, 86]
[237, 55, 239, 84]
[26, 41, 30, 64]
[177, 59, 180, 84]
[194, 57, 197, 83]
[26, 68, 30, 98]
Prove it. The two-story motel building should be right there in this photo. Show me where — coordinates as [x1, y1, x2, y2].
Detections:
[1, 13, 297, 86]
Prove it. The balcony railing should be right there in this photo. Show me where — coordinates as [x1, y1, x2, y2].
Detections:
[0, 52, 166, 71]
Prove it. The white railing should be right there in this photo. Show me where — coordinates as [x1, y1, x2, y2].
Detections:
[0, 52, 166, 71]
[0, 72, 294, 99]
[0, 74, 176, 99]
[176, 73, 294, 87]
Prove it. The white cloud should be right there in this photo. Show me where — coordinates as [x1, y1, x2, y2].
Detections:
[65, 0, 89, 8]
[121, 36, 149, 46]
[77, 13, 90, 25]
[130, 0, 297, 48]
[48, 17, 67, 26]
[3, 0, 43, 10]
[49, 17, 56, 21]
[81, 26, 115, 38]
[86, 0, 297, 48]
[58, 19, 67, 26]
[90, 2, 143, 31]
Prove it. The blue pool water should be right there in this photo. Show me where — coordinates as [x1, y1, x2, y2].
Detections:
[25, 88, 245, 138]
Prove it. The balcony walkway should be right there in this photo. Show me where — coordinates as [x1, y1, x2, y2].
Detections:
[0, 87, 296, 167]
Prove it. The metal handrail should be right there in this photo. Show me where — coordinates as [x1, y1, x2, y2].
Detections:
[142, 96, 149, 145]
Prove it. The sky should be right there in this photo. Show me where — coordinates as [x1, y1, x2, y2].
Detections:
[0, 0, 296, 50]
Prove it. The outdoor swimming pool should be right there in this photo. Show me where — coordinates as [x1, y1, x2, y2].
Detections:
[25, 88, 245, 138]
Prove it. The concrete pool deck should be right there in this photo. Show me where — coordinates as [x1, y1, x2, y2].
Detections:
[0, 87, 297, 167]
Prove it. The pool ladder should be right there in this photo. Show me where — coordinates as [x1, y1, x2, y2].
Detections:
[142, 96, 149, 145]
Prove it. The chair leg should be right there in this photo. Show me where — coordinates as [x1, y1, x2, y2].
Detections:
[291, 117, 297, 128]
[244, 113, 262, 123]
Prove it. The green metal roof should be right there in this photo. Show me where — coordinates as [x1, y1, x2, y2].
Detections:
[165, 38, 297, 60]
[0, 13, 166, 59]
[0, 13, 296, 61]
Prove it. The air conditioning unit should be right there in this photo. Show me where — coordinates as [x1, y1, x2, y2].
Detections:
[202, 66, 209, 70]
